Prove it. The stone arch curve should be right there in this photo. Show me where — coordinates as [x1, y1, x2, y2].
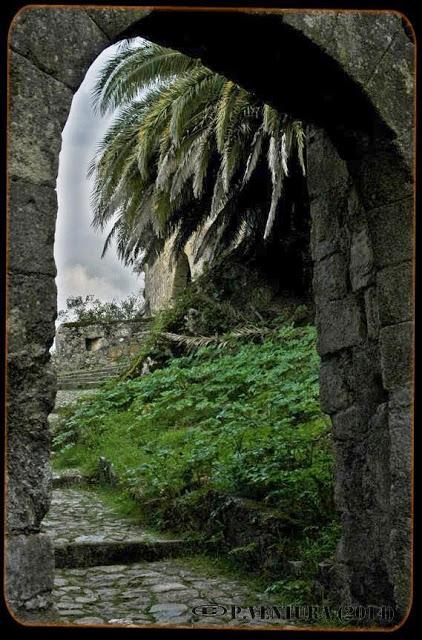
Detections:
[6, 6, 414, 621]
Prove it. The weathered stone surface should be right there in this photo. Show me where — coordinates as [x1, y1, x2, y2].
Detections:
[380, 322, 413, 390]
[313, 252, 347, 300]
[10, 7, 109, 90]
[8, 180, 57, 276]
[332, 405, 367, 442]
[53, 390, 96, 412]
[150, 583, 187, 593]
[365, 22, 415, 167]
[309, 185, 348, 262]
[144, 233, 200, 314]
[389, 518, 412, 619]
[74, 616, 105, 625]
[306, 128, 350, 199]
[9, 50, 73, 186]
[7, 273, 56, 356]
[361, 403, 391, 515]
[364, 286, 381, 340]
[284, 12, 400, 88]
[7, 346, 55, 533]
[7, 428, 52, 533]
[377, 262, 413, 326]
[8, 359, 56, 429]
[316, 296, 366, 355]
[368, 196, 413, 268]
[42, 487, 170, 547]
[287, 560, 304, 577]
[85, 8, 151, 40]
[349, 226, 374, 290]
[284, 12, 413, 166]
[334, 401, 392, 608]
[352, 343, 385, 414]
[387, 387, 412, 616]
[388, 387, 412, 513]
[358, 144, 414, 210]
[149, 603, 188, 620]
[5, 533, 54, 614]
[319, 351, 354, 414]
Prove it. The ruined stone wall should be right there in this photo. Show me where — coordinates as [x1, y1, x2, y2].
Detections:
[144, 224, 217, 313]
[54, 320, 151, 372]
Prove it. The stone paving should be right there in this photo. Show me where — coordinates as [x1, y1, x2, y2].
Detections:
[53, 560, 287, 627]
[43, 487, 164, 545]
[44, 482, 292, 628]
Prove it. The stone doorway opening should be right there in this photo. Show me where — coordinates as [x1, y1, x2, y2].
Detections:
[6, 6, 414, 626]
[171, 253, 192, 299]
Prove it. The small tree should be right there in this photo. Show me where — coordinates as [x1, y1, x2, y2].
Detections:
[57, 294, 146, 324]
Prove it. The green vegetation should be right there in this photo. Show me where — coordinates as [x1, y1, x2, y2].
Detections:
[57, 293, 146, 325]
[121, 258, 313, 378]
[53, 306, 339, 588]
[89, 40, 305, 269]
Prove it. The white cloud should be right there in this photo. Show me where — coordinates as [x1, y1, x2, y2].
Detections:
[55, 40, 145, 311]
[56, 264, 144, 313]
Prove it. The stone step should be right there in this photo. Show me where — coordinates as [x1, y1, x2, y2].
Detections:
[57, 365, 128, 377]
[57, 378, 114, 387]
[53, 470, 91, 489]
[59, 381, 105, 390]
[57, 380, 116, 388]
[54, 538, 194, 569]
[57, 371, 122, 382]
[57, 374, 123, 388]
[58, 369, 123, 378]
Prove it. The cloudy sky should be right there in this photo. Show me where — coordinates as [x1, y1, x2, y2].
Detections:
[55, 41, 143, 314]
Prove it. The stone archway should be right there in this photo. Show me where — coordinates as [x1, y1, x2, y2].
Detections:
[171, 253, 192, 299]
[6, 6, 414, 622]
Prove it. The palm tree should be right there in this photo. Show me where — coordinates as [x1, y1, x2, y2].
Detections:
[88, 40, 306, 270]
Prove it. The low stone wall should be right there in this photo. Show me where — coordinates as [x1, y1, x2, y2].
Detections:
[54, 319, 151, 372]
[160, 489, 307, 578]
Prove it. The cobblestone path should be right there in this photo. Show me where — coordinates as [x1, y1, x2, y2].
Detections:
[43, 481, 289, 628]
[43, 487, 165, 545]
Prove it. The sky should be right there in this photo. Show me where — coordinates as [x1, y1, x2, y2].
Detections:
[55, 41, 144, 314]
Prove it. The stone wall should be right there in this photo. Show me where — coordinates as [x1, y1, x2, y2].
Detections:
[6, 6, 147, 619]
[6, 6, 414, 623]
[307, 126, 413, 614]
[54, 320, 151, 373]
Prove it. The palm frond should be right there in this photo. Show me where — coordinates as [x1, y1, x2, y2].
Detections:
[293, 120, 306, 175]
[92, 42, 201, 115]
[88, 39, 307, 272]
[242, 124, 265, 186]
[159, 324, 273, 353]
